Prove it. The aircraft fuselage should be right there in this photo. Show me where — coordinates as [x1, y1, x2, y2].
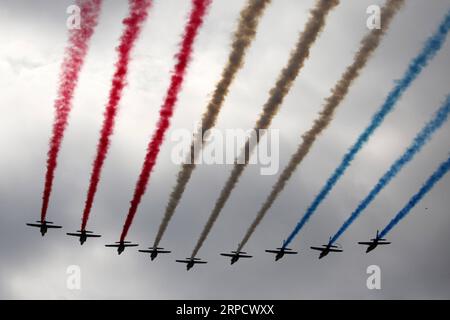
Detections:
[275, 252, 284, 261]
[79, 234, 87, 245]
[366, 242, 378, 253]
[319, 249, 329, 259]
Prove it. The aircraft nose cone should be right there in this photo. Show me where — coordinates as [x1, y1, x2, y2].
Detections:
[366, 245, 375, 253]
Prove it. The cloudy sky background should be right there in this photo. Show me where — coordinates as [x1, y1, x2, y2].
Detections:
[0, 0, 450, 299]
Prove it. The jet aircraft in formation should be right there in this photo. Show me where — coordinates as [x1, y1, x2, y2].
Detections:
[26, 223, 391, 267]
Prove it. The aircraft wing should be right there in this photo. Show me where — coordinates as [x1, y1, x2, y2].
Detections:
[123, 244, 138, 247]
[265, 250, 280, 254]
[47, 225, 62, 229]
[176, 260, 190, 263]
[157, 250, 171, 253]
[193, 261, 207, 264]
[139, 250, 153, 253]
[358, 241, 391, 245]
[310, 246, 326, 252]
[220, 253, 235, 257]
[86, 234, 101, 238]
[284, 251, 298, 255]
[26, 223, 42, 227]
[238, 254, 253, 258]
[328, 248, 343, 252]
[67, 233, 81, 237]
[105, 244, 120, 247]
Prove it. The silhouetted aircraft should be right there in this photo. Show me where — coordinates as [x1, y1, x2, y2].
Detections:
[311, 238, 343, 259]
[26, 220, 62, 236]
[138, 247, 171, 261]
[176, 257, 207, 271]
[265, 242, 298, 261]
[358, 230, 391, 253]
[220, 250, 253, 265]
[67, 230, 101, 245]
[105, 241, 138, 255]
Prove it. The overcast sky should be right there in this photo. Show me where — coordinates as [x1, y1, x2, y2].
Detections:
[0, 0, 450, 299]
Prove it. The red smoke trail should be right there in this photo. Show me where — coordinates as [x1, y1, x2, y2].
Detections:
[80, 0, 152, 230]
[40, 0, 102, 222]
[119, 0, 211, 241]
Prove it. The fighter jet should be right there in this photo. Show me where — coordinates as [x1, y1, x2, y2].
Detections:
[105, 241, 139, 255]
[311, 237, 343, 259]
[358, 230, 391, 253]
[220, 250, 253, 265]
[26, 220, 62, 236]
[265, 241, 298, 261]
[138, 247, 171, 261]
[67, 230, 101, 245]
[176, 257, 207, 271]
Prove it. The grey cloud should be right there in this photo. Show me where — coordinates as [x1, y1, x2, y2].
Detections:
[0, 0, 450, 299]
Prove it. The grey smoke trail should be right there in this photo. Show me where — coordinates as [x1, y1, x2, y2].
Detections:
[153, 0, 272, 248]
[191, 0, 340, 258]
[237, 0, 404, 252]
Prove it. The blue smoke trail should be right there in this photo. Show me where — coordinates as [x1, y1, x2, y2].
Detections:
[283, 9, 450, 249]
[379, 154, 450, 238]
[330, 95, 450, 244]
